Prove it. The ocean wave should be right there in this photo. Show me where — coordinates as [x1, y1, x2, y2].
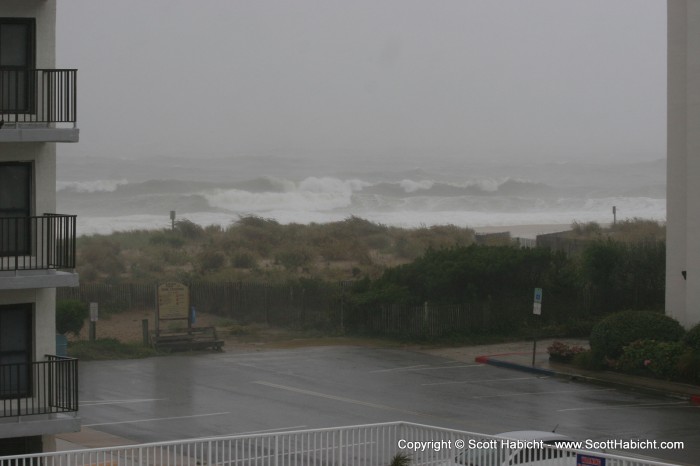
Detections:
[57, 179, 129, 193]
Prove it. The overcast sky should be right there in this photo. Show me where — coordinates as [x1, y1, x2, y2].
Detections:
[57, 0, 666, 165]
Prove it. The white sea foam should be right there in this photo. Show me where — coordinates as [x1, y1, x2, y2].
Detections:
[399, 179, 434, 193]
[61, 169, 666, 237]
[57, 179, 129, 193]
[202, 177, 370, 212]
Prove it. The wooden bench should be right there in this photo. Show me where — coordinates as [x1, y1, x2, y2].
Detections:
[151, 326, 224, 352]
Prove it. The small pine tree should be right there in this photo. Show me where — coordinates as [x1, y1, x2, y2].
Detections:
[56, 300, 89, 336]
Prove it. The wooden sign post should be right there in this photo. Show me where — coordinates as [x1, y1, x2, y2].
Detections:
[156, 282, 190, 337]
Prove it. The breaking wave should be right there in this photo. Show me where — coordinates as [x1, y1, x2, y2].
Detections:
[57, 174, 666, 235]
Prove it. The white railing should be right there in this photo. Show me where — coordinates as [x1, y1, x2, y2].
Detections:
[0, 422, 682, 466]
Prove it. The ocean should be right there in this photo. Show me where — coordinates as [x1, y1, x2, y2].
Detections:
[56, 154, 666, 238]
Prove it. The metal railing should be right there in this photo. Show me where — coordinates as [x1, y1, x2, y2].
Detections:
[0, 355, 78, 418]
[0, 69, 77, 125]
[0, 422, 682, 466]
[0, 214, 77, 271]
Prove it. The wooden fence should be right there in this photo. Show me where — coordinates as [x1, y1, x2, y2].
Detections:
[58, 281, 343, 330]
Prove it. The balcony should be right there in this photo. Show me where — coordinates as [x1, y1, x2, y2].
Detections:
[0, 69, 78, 143]
[0, 214, 78, 290]
[0, 356, 79, 439]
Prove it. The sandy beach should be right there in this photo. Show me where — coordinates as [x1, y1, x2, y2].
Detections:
[472, 223, 573, 239]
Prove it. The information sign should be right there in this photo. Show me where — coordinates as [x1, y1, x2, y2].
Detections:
[89, 302, 98, 322]
[157, 282, 190, 319]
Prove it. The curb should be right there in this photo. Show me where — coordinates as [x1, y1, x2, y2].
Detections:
[474, 355, 555, 377]
[475, 354, 700, 402]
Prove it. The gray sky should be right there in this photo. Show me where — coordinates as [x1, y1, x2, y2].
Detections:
[57, 0, 666, 164]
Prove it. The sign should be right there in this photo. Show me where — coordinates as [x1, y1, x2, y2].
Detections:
[577, 453, 606, 466]
[89, 302, 98, 322]
[533, 302, 542, 315]
[157, 282, 190, 319]
[534, 288, 543, 303]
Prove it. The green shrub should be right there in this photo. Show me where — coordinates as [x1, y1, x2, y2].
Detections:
[676, 349, 700, 384]
[589, 310, 685, 361]
[682, 323, 700, 351]
[547, 341, 587, 362]
[617, 339, 686, 380]
[56, 300, 89, 336]
[175, 219, 204, 239]
[149, 232, 185, 248]
[571, 350, 604, 370]
[275, 248, 313, 270]
[198, 250, 226, 272]
[68, 338, 158, 360]
[387, 452, 411, 466]
[232, 252, 257, 269]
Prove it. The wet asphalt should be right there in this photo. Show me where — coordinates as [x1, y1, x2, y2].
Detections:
[77, 346, 700, 464]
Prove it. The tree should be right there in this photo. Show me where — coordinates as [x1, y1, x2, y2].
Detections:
[56, 300, 89, 336]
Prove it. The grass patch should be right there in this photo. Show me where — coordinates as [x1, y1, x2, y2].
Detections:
[68, 338, 160, 360]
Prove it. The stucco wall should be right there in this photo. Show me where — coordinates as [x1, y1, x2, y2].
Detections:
[0, 0, 56, 69]
[0, 288, 56, 363]
[667, 1, 700, 329]
[0, 143, 56, 214]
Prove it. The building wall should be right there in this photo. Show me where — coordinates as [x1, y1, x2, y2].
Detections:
[0, 0, 56, 68]
[0, 289, 56, 362]
[0, 143, 57, 213]
[667, 1, 700, 328]
[1, 0, 66, 452]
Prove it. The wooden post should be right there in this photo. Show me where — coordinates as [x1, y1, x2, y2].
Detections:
[142, 319, 149, 346]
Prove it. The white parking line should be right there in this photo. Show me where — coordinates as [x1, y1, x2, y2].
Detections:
[253, 381, 426, 416]
[196, 425, 309, 438]
[558, 401, 689, 412]
[370, 363, 483, 373]
[83, 412, 230, 427]
[80, 398, 166, 406]
[422, 376, 542, 386]
[472, 388, 615, 399]
[369, 364, 430, 373]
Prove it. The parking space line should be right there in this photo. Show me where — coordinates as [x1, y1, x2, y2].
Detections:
[472, 388, 615, 399]
[370, 363, 482, 373]
[558, 401, 689, 412]
[253, 381, 426, 417]
[369, 364, 430, 373]
[422, 376, 542, 386]
[83, 412, 230, 427]
[198, 425, 309, 438]
[80, 398, 166, 406]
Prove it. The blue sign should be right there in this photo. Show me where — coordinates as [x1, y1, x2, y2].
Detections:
[534, 288, 543, 303]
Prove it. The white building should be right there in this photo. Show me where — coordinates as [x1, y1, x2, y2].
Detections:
[667, 1, 700, 329]
[0, 0, 80, 454]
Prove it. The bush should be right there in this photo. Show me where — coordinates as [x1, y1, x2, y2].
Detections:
[175, 219, 204, 239]
[589, 310, 685, 362]
[617, 339, 686, 380]
[232, 252, 257, 269]
[571, 350, 604, 370]
[56, 300, 89, 336]
[547, 341, 587, 362]
[676, 349, 700, 384]
[682, 323, 700, 352]
[68, 338, 158, 360]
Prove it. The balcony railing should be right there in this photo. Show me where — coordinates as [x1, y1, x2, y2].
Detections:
[0, 355, 78, 418]
[0, 69, 77, 125]
[0, 214, 77, 271]
[0, 422, 680, 466]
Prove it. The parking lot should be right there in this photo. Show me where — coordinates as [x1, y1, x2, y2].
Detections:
[77, 346, 700, 464]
